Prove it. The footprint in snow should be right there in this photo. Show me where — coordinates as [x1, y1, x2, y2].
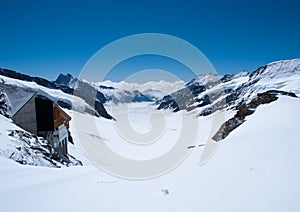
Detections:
[161, 189, 170, 196]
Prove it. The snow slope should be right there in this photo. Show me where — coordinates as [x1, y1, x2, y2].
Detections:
[0, 96, 299, 211]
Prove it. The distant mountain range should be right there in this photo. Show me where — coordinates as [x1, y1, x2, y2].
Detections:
[54, 73, 185, 103]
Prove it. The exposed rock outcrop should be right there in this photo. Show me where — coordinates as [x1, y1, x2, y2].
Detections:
[6, 130, 82, 167]
[212, 90, 298, 141]
[0, 88, 11, 118]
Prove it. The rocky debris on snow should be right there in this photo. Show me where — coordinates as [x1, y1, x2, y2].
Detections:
[187, 144, 205, 149]
[1, 129, 82, 167]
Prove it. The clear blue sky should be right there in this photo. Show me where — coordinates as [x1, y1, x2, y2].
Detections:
[0, 0, 299, 82]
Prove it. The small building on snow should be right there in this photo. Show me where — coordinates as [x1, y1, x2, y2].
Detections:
[1, 84, 72, 155]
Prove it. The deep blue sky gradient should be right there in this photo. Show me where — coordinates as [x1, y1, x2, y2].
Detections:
[0, 0, 299, 81]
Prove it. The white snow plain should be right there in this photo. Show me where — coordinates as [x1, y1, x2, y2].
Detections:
[0, 95, 300, 211]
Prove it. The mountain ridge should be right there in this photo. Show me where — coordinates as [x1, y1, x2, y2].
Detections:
[157, 58, 300, 115]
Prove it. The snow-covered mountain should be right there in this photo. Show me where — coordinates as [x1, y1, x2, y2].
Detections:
[1, 59, 300, 212]
[237, 58, 300, 100]
[156, 59, 300, 141]
[1, 59, 299, 140]
[157, 70, 250, 113]
[158, 59, 300, 116]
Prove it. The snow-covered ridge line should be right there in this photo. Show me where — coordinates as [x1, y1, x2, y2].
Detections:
[266, 58, 300, 66]
[157, 58, 300, 115]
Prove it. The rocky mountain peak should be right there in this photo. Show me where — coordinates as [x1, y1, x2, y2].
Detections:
[54, 73, 76, 87]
